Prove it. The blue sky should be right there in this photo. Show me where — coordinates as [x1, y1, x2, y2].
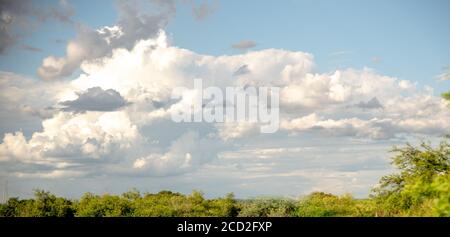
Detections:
[0, 0, 449, 199]
[168, 0, 450, 93]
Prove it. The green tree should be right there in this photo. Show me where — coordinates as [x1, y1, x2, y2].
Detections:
[31, 190, 75, 217]
[0, 197, 22, 217]
[75, 192, 134, 217]
[0, 190, 75, 217]
[205, 193, 239, 217]
[372, 141, 450, 216]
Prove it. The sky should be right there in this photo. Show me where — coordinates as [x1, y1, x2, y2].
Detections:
[0, 0, 449, 199]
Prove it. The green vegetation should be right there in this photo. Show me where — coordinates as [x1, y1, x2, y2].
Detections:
[0, 190, 238, 217]
[442, 91, 450, 101]
[1, 140, 449, 217]
[371, 141, 450, 216]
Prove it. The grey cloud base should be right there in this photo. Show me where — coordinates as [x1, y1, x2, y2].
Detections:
[60, 87, 129, 113]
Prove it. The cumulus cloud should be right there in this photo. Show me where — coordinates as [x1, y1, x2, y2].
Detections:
[37, 0, 176, 80]
[1, 30, 449, 181]
[0, 111, 140, 179]
[132, 131, 219, 176]
[0, 71, 69, 136]
[59, 87, 128, 113]
[232, 40, 257, 50]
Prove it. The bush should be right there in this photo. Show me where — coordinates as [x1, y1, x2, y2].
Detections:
[296, 192, 362, 217]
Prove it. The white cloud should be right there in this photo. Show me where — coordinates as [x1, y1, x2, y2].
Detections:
[0, 111, 139, 167]
[1, 29, 449, 182]
[13, 170, 86, 179]
[398, 79, 415, 90]
[215, 122, 260, 141]
[37, 0, 176, 80]
[131, 131, 220, 176]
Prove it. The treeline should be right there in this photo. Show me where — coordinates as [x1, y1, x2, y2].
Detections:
[1, 141, 449, 217]
[0, 189, 372, 217]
